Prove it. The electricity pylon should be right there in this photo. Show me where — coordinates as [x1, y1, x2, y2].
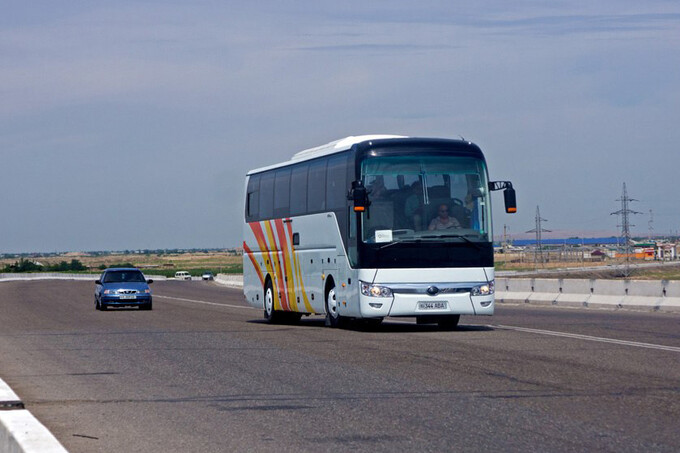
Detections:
[610, 183, 640, 277]
[526, 206, 551, 266]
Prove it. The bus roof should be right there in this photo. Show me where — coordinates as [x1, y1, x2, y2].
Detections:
[291, 135, 406, 161]
[246, 135, 405, 175]
[246, 135, 479, 175]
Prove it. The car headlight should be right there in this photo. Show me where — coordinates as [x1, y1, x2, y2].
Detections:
[103, 289, 116, 295]
[141, 289, 151, 294]
[360, 281, 393, 297]
[471, 281, 494, 296]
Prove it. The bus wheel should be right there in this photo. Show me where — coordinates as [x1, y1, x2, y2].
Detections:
[324, 285, 344, 328]
[264, 280, 282, 323]
[438, 315, 460, 330]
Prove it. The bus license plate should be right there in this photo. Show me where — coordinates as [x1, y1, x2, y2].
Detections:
[119, 295, 137, 300]
[418, 301, 447, 310]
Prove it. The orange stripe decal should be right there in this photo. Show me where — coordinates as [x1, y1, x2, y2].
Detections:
[264, 220, 289, 311]
[286, 220, 313, 313]
[274, 219, 298, 311]
[242, 241, 264, 286]
[249, 222, 277, 308]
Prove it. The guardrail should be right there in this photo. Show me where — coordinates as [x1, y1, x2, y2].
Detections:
[496, 277, 680, 312]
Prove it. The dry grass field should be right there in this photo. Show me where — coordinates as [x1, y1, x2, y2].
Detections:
[1, 250, 242, 277]
[4, 250, 680, 279]
[496, 253, 680, 280]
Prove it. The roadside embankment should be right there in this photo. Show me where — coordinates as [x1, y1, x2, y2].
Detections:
[496, 277, 680, 312]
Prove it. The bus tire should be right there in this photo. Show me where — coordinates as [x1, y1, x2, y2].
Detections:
[438, 315, 460, 330]
[324, 282, 344, 328]
[264, 279, 283, 323]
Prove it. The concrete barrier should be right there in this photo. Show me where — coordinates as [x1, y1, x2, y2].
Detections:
[496, 277, 680, 313]
[214, 274, 243, 288]
[1, 378, 67, 453]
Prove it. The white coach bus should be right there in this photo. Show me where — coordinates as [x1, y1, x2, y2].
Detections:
[243, 135, 516, 329]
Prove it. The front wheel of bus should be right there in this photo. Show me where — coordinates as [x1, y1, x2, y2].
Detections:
[264, 281, 281, 323]
[325, 285, 344, 328]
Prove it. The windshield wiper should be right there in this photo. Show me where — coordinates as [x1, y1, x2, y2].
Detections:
[420, 233, 483, 250]
[377, 238, 422, 250]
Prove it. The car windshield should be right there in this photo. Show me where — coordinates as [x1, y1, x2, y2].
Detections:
[103, 271, 145, 283]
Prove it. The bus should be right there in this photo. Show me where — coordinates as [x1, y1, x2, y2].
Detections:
[243, 135, 516, 329]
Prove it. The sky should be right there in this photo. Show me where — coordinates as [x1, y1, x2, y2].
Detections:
[2, 1, 679, 253]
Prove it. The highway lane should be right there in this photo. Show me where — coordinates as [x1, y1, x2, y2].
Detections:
[0, 280, 678, 452]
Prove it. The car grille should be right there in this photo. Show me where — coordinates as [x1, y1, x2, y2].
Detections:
[118, 289, 138, 294]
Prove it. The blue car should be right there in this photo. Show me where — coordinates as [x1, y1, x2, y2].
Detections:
[95, 268, 153, 310]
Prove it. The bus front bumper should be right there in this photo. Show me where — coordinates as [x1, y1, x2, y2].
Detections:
[359, 292, 494, 318]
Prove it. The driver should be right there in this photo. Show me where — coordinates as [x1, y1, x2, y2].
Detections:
[428, 204, 461, 230]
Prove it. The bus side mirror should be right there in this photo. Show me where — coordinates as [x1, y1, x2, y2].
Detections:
[348, 180, 370, 212]
[489, 181, 517, 214]
[504, 187, 517, 213]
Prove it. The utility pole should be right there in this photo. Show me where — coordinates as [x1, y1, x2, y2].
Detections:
[502, 224, 510, 252]
[610, 182, 640, 277]
[526, 206, 551, 266]
[648, 209, 654, 241]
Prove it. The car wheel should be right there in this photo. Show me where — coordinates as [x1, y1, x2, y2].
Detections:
[438, 315, 460, 330]
[100, 302, 108, 311]
[140, 302, 152, 311]
[95, 297, 100, 311]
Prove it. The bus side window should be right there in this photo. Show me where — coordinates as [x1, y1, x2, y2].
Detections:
[274, 168, 291, 218]
[307, 159, 327, 212]
[246, 174, 260, 221]
[259, 172, 275, 220]
[290, 164, 308, 216]
[326, 154, 348, 210]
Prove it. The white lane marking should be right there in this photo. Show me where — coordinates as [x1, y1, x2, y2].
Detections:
[155, 295, 257, 310]
[491, 324, 680, 353]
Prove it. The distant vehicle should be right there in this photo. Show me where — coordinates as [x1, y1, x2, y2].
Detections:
[175, 271, 191, 280]
[95, 268, 153, 311]
[201, 271, 214, 281]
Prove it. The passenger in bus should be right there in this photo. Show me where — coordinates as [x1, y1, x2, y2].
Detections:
[404, 182, 425, 230]
[428, 204, 461, 230]
[367, 175, 388, 199]
[465, 190, 482, 230]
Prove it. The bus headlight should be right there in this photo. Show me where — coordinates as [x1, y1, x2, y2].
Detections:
[471, 281, 494, 296]
[360, 281, 392, 297]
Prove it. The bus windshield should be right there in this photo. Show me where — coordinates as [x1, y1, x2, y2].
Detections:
[361, 154, 491, 245]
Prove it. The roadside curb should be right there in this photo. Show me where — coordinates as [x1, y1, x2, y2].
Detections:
[0, 379, 68, 453]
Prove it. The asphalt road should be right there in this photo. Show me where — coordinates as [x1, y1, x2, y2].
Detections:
[0, 280, 679, 452]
